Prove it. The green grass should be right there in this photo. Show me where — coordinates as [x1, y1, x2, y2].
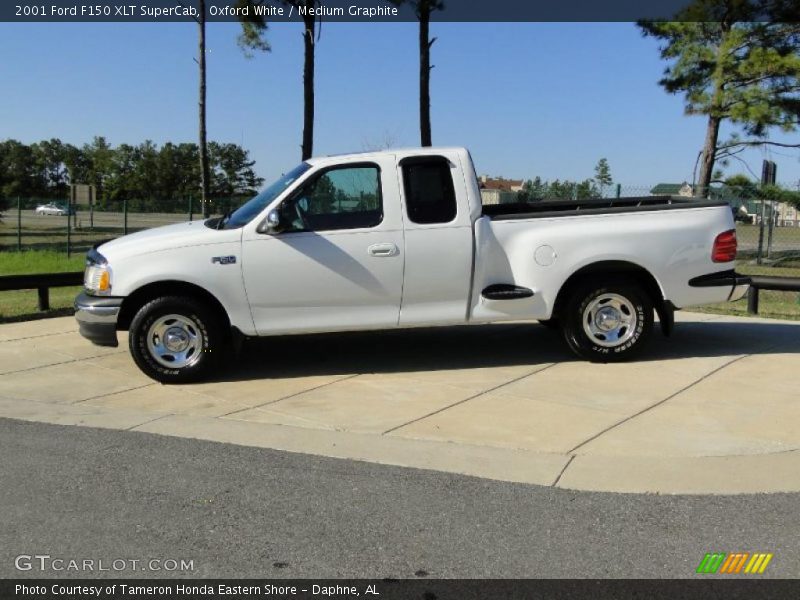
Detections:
[0, 249, 84, 275]
[0, 287, 81, 323]
[695, 292, 800, 320]
[737, 263, 800, 278]
[694, 261, 800, 320]
[736, 223, 800, 246]
[0, 250, 85, 322]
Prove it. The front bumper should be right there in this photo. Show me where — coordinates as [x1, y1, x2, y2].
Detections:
[74, 292, 123, 347]
[688, 269, 751, 302]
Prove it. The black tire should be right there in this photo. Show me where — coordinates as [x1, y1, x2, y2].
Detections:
[561, 280, 653, 362]
[128, 295, 226, 384]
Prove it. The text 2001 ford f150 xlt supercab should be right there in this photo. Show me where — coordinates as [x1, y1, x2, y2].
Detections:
[75, 147, 750, 383]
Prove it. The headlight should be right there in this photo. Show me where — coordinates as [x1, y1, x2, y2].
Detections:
[84, 249, 112, 295]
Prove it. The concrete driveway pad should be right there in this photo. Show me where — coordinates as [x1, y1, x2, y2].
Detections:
[577, 352, 800, 457]
[81, 385, 242, 418]
[1, 313, 799, 494]
[230, 373, 499, 434]
[0, 342, 74, 375]
[1, 359, 146, 404]
[0, 318, 75, 342]
[491, 358, 734, 414]
[390, 390, 626, 454]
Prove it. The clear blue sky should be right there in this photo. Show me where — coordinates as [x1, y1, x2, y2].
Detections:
[1, 21, 798, 189]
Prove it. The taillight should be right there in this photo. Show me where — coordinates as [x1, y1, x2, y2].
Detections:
[712, 229, 737, 263]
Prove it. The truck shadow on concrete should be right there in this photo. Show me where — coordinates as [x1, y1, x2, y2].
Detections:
[217, 319, 800, 382]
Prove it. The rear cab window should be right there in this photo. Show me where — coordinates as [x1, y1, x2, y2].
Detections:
[401, 156, 457, 225]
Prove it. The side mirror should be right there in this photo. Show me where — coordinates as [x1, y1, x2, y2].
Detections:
[257, 209, 283, 234]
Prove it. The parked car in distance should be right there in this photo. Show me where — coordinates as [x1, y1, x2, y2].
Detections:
[75, 146, 750, 383]
[35, 203, 74, 216]
[732, 206, 755, 224]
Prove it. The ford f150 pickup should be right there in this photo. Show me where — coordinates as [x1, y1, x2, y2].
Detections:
[75, 147, 750, 383]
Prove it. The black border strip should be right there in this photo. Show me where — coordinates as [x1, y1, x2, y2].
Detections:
[4, 0, 800, 22]
[3, 579, 800, 600]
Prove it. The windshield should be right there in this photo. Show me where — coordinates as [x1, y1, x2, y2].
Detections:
[222, 162, 311, 229]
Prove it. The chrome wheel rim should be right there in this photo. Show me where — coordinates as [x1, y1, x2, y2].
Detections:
[582, 293, 637, 348]
[146, 314, 203, 369]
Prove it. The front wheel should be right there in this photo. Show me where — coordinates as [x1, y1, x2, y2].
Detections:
[561, 281, 653, 362]
[129, 295, 226, 383]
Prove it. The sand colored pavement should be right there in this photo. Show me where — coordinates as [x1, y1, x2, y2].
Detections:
[1, 312, 798, 494]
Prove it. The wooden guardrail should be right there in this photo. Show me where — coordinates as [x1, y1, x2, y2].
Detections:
[0, 271, 797, 316]
[0, 271, 83, 310]
[747, 275, 800, 315]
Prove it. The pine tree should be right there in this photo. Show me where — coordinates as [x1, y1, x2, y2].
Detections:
[594, 158, 612, 196]
[639, 5, 800, 196]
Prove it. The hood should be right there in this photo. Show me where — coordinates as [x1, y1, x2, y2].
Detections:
[97, 220, 239, 262]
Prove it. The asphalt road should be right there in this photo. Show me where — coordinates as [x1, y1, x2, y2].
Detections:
[14, 209, 189, 230]
[1, 418, 798, 580]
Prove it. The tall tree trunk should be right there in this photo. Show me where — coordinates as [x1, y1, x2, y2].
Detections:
[697, 115, 721, 197]
[418, 1, 432, 147]
[301, 9, 315, 161]
[198, 0, 210, 217]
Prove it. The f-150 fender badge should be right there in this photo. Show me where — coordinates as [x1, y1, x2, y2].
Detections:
[211, 256, 237, 265]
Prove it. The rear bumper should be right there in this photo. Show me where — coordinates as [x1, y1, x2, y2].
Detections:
[74, 292, 122, 347]
[688, 270, 751, 302]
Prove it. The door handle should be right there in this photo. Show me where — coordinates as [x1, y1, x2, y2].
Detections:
[368, 243, 398, 257]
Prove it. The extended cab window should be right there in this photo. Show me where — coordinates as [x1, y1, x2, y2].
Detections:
[278, 164, 383, 232]
[402, 157, 457, 224]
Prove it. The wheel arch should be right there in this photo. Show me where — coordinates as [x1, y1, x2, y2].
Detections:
[117, 280, 232, 333]
[552, 260, 673, 335]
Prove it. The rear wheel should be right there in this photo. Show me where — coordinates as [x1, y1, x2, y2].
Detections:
[129, 295, 226, 383]
[561, 280, 653, 362]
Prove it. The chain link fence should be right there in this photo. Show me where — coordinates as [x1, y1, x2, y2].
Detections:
[1, 184, 798, 319]
[0, 196, 244, 257]
[2, 186, 800, 270]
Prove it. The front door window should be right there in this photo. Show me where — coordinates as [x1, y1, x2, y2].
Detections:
[279, 165, 383, 232]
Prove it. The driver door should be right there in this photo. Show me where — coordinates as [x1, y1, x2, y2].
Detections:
[241, 157, 405, 335]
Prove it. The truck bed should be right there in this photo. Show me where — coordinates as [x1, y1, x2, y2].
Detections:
[482, 196, 729, 220]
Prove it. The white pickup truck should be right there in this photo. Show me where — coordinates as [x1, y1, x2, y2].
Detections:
[75, 147, 749, 383]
